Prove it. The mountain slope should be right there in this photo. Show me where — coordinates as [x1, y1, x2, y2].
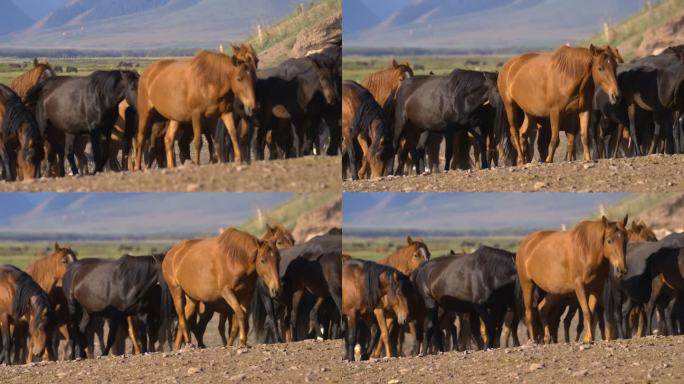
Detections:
[2, 0, 313, 50]
[345, 0, 644, 50]
[0, 1, 34, 35]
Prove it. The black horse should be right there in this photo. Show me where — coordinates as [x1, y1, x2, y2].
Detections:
[411, 246, 518, 353]
[62, 253, 166, 359]
[605, 47, 684, 155]
[0, 84, 43, 181]
[393, 70, 500, 174]
[26, 70, 138, 176]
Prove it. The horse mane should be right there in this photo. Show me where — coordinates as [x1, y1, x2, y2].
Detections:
[350, 82, 393, 162]
[361, 61, 413, 106]
[218, 228, 260, 261]
[471, 246, 516, 283]
[269, 223, 295, 244]
[0, 84, 42, 155]
[11, 267, 51, 327]
[191, 50, 233, 89]
[551, 46, 593, 82]
[116, 254, 164, 283]
[572, 219, 606, 257]
[88, 71, 123, 102]
[362, 260, 405, 309]
[232, 43, 259, 67]
[10, 62, 53, 98]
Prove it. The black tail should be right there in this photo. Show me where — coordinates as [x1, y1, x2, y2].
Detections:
[513, 273, 525, 327]
[493, 95, 509, 165]
[249, 280, 267, 343]
[12, 270, 50, 322]
[157, 262, 177, 348]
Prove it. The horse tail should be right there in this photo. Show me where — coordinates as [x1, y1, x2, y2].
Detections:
[249, 280, 267, 343]
[493, 94, 509, 162]
[513, 272, 525, 326]
[390, 88, 405, 150]
[157, 261, 177, 347]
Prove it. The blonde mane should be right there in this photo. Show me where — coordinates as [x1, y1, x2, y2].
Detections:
[551, 46, 593, 82]
[361, 61, 413, 106]
[191, 50, 233, 89]
[218, 227, 260, 261]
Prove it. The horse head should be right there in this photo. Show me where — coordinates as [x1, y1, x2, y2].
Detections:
[601, 215, 629, 278]
[263, 224, 295, 250]
[310, 56, 337, 106]
[230, 53, 258, 117]
[255, 239, 281, 298]
[629, 220, 657, 242]
[590, 44, 621, 105]
[384, 270, 411, 325]
[119, 70, 139, 109]
[404, 236, 430, 272]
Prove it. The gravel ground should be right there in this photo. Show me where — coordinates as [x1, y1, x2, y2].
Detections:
[3, 336, 684, 383]
[343, 154, 684, 192]
[0, 156, 341, 192]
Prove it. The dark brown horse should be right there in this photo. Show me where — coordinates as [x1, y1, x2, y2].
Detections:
[342, 80, 393, 179]
[0, 84, 43, 181]
[342, 258, 411, 361]
[10, 59, 55, 100]
[499, 45, 621, 164]
[135, 45, 258, 169]
[0, 265, 52, 364]
[517, 216, 628, 343]
[162, 228, 280, 349]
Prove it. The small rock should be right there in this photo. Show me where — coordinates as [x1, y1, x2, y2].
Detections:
[236, 347, 249, 355]
[572, 369, 588, 377]
[186, 183, 200, 192]
[187, 367, 202, 375]
[579, 345, 591, 351]
[388, 380, 400, 384]
[528, 363, 543, 372]
[229, 373, 247, 381]
[533, 181, 547, 190]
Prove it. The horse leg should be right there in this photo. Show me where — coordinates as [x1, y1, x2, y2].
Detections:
[577, 110, 592, 161]
[344, 312, 357, 361]
[102, 316, 121, 356]
[219, 287, 248, 347]
[263, 296, 282, 343]
[574, 282, 595, 343]
[162, 120, 180, 169]
[168, 285, 190, 350]
[221, 113, 243, 163]
[0, 143, 13, 181]
[289, 290, 304, 341]
[216, 312, 227, 346]
[127, 317, 141, 355]
[371, 308, 392, 358]
[503, 102, 524, 166]
[519, 277, 537, 343]
[546, 111, 561, 162]
[473, 305, 496, 349]
[356, 136, 370, 179]
[189, 113, 202, 165]
[562, 304, 575, 343]
[194, 306, 212, 348]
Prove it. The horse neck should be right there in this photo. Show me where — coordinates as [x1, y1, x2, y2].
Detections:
[362, 70, 395, 105]
[25, 256, 59, 293]
[572, 221, 606, 267]
[379, 247, 410, 274]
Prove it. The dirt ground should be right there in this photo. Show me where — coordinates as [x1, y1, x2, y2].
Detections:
[3, 335, 684, 383]
[344, 154, 684, 192]
[0, 156, 340, 192]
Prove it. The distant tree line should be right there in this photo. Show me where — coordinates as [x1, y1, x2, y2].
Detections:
[0, 47, 199, 59]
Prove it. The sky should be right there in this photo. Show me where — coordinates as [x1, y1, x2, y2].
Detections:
[343, 192, 630, 232]
[0, 193, 292, 236]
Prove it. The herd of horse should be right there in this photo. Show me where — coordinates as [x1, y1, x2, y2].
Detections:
[0, 42, 341, 181]
[342, 219, 684, 361]
[342, 44, 684, 179]
[0, 225, 342, 365]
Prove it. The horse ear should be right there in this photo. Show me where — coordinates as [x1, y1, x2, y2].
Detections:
[406, 236, 413, 244]
[630, 221, 637, 230]
[33, 58, 39, 67]
[231, 55, 238, 66]
[601, 216, 608, 226]
[622, 214, 629, 228]
[54, 242, 60, 252]
[265, 224, 273, 233]
[392, 59, 398, 68]
[589, 44, 599, 56]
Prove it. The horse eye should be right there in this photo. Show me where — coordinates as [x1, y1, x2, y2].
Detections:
[598, 66, 604, 71]
[607, 239, 612, 244]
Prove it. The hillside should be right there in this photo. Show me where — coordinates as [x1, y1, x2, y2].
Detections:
[0, 0, 314, 50]
[0, 1, 33, 35]
[584, 0, 684, 59]
[344, 0, 643, 51]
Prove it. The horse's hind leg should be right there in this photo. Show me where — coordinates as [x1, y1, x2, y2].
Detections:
[102, 316, 121, 356]
[126, 317, 141, 355]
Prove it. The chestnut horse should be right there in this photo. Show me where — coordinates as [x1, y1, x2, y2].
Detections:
[517, 215, 628, 344]
[628, 220, 658, 242]
[189, 223, 295, 348]
[25, 243, 77, 359]
[10, 59, 55, 99]
[498, 45, 621, 164]
[361, 59, 413, 107]
[342, 258, 411, 361]
[0, 265, 52, 364]
[372, 236, 430, 357]
[135, 45, 257, 170]
[162, 228, 280, 349]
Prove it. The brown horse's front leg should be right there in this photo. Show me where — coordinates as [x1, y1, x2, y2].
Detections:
[579, 110, 592, 161]
[221, 113, 242, 163]
[219, 286, 247, 347]
[546, 111, 561, 162]
[127, 317, 141, 355]
[373, 307, 392, 358]
[574, 281, 594, 342]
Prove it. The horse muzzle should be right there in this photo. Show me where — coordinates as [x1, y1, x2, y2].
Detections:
[609, 92, 621, 105]
[614, 266, 627, 279]
[269, 287, 280, 298]
[397, 313, 407, 325]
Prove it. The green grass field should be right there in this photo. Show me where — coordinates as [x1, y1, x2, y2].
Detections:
[342, 55, 510, 82]
[0, 240, 176, 269]
[0, 57, 156, 85]
[343, 236, 522, 261]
